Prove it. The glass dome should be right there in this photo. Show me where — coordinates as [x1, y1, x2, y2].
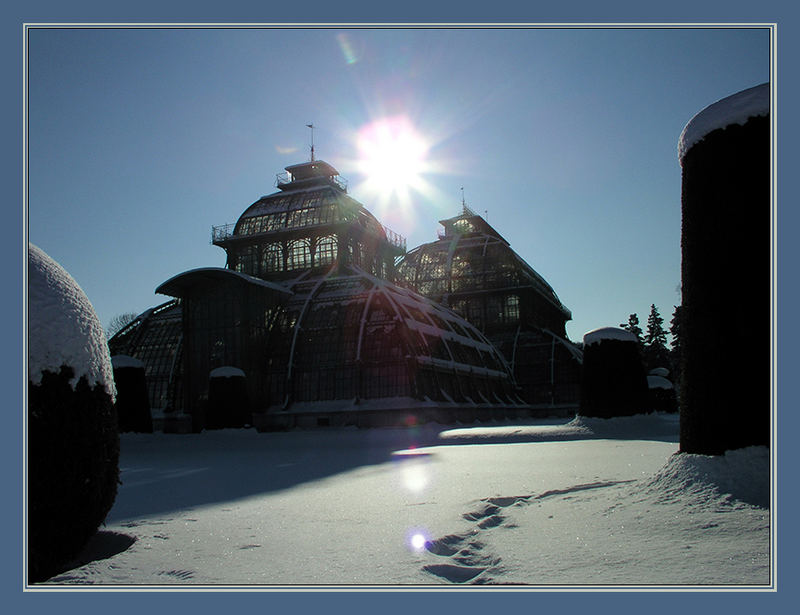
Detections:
[211, 160, 405, 281]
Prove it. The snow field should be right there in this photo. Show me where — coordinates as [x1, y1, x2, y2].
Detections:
[45, 414, 771, 587]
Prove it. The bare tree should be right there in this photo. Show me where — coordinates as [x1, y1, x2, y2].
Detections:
[107, 312, 138, 339]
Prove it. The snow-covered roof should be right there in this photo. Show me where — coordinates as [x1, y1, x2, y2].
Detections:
[111, 355, 144, 370]
[583, 327, 637, 346]
[649, 367, 670, 378]
[28, 243, 115, 397]
[156, 267, 293, 298]
[210, 366, 246, 379]
[678, 82, 769, 164]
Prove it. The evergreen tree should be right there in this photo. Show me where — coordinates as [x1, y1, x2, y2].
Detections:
[643, 304, 669, 370]
[669, 305, 684, 386]
[620, 313, 644, 346]
[645, 304, 667, 347]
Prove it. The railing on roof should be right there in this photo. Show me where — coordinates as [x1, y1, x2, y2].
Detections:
[275, 171, 348, 192]
[211, 223, 236, 244]
[382, 225, 406, 252]
[212, 218, 405, 252]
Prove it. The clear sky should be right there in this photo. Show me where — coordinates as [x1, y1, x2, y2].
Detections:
[27, 26, 770, 343]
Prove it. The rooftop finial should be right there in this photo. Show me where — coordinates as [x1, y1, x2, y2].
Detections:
[306, 124, 315, 162]
[460, 187, 476, 217]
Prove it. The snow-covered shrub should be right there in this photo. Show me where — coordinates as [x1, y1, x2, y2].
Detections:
[206, 366, 250, 429]
[28, 244, 120, 582]
[647, 374, 678, 413]
[111, 355, 153, 433]
[579, 327, 649, 418]
[678, 83, 770, 454]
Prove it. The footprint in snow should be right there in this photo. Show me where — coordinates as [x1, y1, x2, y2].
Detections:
[422, 480, 633, 584]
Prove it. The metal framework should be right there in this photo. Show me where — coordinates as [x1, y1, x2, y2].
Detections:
[396, 210, 582, 407]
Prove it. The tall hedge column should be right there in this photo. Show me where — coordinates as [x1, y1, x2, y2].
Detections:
[678, 83, 770, 455]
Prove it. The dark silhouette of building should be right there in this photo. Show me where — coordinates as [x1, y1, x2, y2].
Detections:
[395, 205, 582, 411]
[110, 158, 533, 430]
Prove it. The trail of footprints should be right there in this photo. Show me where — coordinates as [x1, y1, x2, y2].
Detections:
[422, 480, 632, 584]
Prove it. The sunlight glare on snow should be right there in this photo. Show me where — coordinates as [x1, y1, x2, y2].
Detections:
[401, 460, 430, 492]
[407, 528, 430, 553]
[391, 449, 433, 493]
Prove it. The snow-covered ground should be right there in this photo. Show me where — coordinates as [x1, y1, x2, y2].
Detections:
[40, 413, 772, 588]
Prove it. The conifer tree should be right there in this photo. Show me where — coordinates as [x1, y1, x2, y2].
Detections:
[620, 313, 644, 346]
[645, 304, 667, 347]
[669, 305, 684, 386]
[643, 304, 669, 370]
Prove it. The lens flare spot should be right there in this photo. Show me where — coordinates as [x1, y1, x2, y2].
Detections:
[407, 529, 430, 552]
[336, 32, 358, 65]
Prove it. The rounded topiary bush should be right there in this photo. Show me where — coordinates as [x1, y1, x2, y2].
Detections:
[647, 372, 678, 414]
[28, 243, 119, 582]
[579, 327, 649, 418]
[207, 366, 249, 429]
[111, 355, 153, 433]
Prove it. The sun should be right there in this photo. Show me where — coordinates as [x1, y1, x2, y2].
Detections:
[355, 116, 430, 198]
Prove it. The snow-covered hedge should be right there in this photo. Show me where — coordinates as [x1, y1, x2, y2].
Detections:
[28, 244, 120, 582]
[678, 82, 769, 164]
[206, 366, 250, 429]
[678, 84, 770, 454]
[579, 328, 649, 418]
[111, 355, 153, 434]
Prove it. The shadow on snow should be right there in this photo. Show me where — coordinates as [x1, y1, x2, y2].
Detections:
[107, 415, 679, 523]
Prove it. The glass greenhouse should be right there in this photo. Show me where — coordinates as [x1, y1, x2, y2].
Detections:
[110, 158, 577, 430]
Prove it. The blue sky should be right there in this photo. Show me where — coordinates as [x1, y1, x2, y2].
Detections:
[27, 26, 770, 342]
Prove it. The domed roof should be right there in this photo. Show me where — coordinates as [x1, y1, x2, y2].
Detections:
[226, 159, 389, 246]
[233, 183, 388, 243]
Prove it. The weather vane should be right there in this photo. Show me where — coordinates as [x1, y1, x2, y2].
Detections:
[306, 124, 315, 161]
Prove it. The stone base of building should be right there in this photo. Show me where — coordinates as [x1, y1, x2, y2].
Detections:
[250, 397, 577, 431]
[160, 412, 194, 434]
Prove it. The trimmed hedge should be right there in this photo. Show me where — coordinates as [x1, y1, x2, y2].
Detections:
[206, 373, 250, 429]
[113, 365, 153, 433]
[679, 115, 770, 454]
[579, 338, 649, 418]
[28, 366, 120, 582]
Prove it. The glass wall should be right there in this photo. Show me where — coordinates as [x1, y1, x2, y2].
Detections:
[108, 301, 184, 412]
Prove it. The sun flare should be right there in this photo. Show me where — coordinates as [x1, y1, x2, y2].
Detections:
[356, 116, 429, 197]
